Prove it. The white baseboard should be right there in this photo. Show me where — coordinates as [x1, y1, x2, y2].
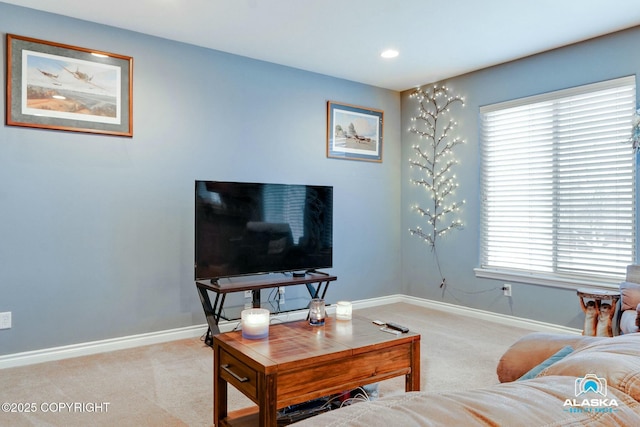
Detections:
[0, 324, 209, 370]
[397, 295, 582, 335]
[0, 295, 579, 369]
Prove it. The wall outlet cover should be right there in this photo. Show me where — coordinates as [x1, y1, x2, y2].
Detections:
[0, 312, 11, 329]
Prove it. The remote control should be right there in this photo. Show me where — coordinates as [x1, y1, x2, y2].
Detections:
[385, 322, 409, 333]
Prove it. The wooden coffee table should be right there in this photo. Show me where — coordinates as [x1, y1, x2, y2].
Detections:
[213, 314, 421, 426]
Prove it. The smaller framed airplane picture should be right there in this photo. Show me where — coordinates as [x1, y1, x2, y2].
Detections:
[6, 34, 133, 137]
[327, 101, 383, 162]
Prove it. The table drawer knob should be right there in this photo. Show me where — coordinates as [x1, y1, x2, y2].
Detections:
[221, 364, 249, 382]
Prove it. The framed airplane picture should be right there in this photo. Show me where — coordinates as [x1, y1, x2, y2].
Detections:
[6, 34, 133, 137]
[327, 101, 383, 162]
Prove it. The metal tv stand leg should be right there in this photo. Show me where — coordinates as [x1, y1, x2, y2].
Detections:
[196, 282, 224, 346]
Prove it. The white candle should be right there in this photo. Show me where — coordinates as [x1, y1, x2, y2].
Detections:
[336, 301, 352, 320]
[241, 308, 270, 339]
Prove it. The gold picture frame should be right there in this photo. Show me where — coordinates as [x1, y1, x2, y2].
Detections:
[6, 34, 133, 137]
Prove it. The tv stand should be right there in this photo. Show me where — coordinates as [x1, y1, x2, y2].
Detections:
[195, 271, 337, 346]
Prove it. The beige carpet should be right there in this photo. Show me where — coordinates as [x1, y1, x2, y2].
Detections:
[0, 303, 540, 426]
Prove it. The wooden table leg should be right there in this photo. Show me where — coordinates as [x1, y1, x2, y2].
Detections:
[258, 374, 277, 427]
[213, 344, 228, 426]
[406, 339, 421, 392]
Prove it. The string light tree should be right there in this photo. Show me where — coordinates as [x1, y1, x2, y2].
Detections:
[408, 84, 465, 292]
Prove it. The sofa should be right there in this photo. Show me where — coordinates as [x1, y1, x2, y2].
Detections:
[614, 264, 640, 335]
[292, 332, 640, 426]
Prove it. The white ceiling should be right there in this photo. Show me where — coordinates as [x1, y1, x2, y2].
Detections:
[5, 0, 640, 91]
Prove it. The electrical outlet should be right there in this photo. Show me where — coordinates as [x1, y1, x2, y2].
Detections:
[243, 290, 253, 308]
[502, 284, 512, 297]
[278, 287, 285, 295]
[278, 287, 285, 303]
[0, 312, 11, 329]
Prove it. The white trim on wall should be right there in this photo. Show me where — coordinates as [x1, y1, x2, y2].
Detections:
[0, 295, 579, 369]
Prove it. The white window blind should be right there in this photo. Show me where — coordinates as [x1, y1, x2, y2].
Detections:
[480, 76, 636, 281]
[263, 185, 306, 244]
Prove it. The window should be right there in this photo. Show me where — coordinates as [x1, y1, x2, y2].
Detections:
[478, 76, 636, 285]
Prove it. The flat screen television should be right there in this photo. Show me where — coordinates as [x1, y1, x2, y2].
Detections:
[195, 181, 333, 281]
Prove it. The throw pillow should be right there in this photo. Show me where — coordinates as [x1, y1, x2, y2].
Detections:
[619, 309, 639, 334]
[620, 281, 640, 311]
[517, 346, 574, 381]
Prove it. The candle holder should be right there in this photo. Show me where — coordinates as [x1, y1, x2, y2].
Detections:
[241, 308, 270, 339]
[308, 298, 326, 326]
[336, 301, 352, 320]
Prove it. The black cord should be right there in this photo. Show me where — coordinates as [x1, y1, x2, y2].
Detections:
[432, 246, 503, 303]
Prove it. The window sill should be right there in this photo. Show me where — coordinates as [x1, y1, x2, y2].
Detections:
[473, 268, 620, 291]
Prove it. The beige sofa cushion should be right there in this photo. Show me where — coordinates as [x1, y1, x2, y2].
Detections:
[292, 377, 640, 427]
[540, 333, 640, 401]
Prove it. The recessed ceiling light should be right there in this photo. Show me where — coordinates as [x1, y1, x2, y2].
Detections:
[381, 49, 399, 59]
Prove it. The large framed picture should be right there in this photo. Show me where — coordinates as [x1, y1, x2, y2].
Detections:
[6, 34, 133, 137]
[327, 101, 383, 162]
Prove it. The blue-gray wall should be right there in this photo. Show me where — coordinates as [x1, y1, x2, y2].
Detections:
[0, 3, 401, 355]
[401, 26, 640, 330]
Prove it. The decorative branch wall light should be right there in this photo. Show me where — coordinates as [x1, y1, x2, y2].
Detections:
[408, 84, 465, 252]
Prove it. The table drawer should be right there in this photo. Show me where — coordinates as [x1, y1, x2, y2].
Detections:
[219, 349, 258, 400]
[277, 343, 413, 405]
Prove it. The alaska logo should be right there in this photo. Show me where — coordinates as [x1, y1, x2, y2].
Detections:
[575, 374, 607, 397]
[563, 374, 619, 411]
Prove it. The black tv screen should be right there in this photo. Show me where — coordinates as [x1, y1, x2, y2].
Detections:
[195, 181, 333, 281]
